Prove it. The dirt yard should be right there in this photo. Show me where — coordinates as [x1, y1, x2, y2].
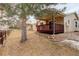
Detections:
[0, 29, 79, 56]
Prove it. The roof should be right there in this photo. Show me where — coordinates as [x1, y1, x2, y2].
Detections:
[38, 15, 64, 20]
[36, 8, 64, 21]
[65, 12, 79, 20]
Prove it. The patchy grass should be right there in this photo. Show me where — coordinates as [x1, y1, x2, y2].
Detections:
[0, 29, 79, 56]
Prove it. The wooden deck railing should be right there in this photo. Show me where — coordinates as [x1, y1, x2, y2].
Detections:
[36, 24, 64, 34]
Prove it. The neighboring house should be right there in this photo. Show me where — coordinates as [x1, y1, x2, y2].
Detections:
[64, 12, 79, 32]
[0, 25, 9, 30]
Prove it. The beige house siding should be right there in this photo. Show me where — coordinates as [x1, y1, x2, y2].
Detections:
[64, 13, 78, 32]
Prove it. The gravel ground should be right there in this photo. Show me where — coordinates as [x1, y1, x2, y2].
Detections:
[0, 29, 79, 56]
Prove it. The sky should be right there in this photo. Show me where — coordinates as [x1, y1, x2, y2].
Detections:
[27, 16, 36, 24]
[55, 3, 79, 14]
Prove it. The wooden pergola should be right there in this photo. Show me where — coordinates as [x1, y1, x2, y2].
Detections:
[36, 13, 64, 34]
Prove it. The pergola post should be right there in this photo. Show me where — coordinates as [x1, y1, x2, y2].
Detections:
[52, 17, 56, 40]
[53, 18, 56, 35]
[49, 16, 56, 39]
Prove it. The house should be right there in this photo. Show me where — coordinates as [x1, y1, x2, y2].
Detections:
[64, 12, 79, 32]
[36, 12, 79, 34]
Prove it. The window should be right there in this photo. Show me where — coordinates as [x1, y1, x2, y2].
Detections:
[75, 21, 77, 28]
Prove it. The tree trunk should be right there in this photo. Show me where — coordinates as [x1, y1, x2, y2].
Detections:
[20, 18, 27, 43]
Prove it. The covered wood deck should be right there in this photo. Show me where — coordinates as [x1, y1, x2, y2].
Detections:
[36, 15, 64, 34]
[37, 24, 64, 34]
